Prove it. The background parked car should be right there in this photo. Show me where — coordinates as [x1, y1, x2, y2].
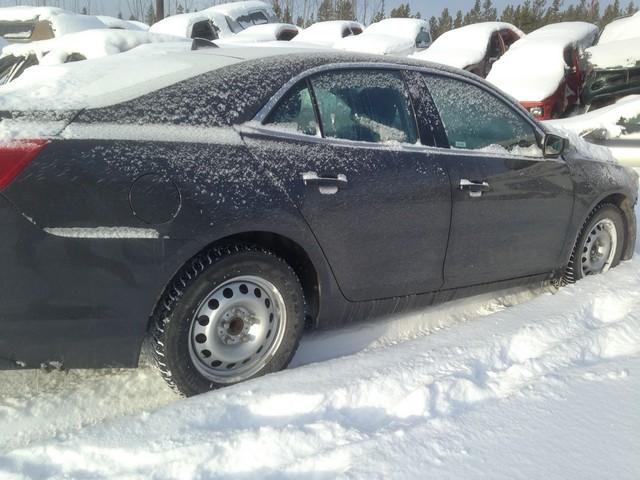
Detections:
[291, 20, 363, 47]
[487, 22, 598, 119]
[0, 6, 105, 43]
[0, 29, 186, 85]
[334, 18, 431, 56]
[582, 13, 640, 110]
[411, 22, 523, 77]
[149, 0, 279, 41]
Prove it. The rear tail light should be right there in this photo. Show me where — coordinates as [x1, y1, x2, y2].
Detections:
[0, 139, 49, 190]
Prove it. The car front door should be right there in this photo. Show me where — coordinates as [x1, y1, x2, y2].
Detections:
[419, 73, 575, 289]
[241, 68, 452, 301]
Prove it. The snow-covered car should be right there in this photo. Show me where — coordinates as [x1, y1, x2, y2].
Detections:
[149, 0, 278, 41]
[547, 95, 640, 166]
[597, 11, 640, 44]
[487, 22, 599, 120]
[334, 18, 431, 56]
[0, 29, 186, 85]
[291, 20, 363, 47]
[411, 22, 523, 77]
[582, 33, 640, 109]
[0, 6, 105, 43]
[0, 46, 637, 396]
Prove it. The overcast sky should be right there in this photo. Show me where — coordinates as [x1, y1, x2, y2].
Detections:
[0, 0, 625, 22]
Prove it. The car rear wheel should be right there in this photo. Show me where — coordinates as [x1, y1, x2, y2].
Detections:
[151, 245, 305, 396]
[563, 204, 625, 283]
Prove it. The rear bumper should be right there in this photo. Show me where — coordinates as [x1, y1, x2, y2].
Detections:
[0, 193, 171, 369]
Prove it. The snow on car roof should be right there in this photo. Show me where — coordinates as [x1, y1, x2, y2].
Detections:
[333, 32, 415, 56]
[546, 94, 640, 138]
[1, 29, 187, 65]
[365, 18, 429, 40]
[487, 22, 598, 101]
[96, 15, 146, 31]
[206, 0, 274, 18]
[0, 45, 323, 112]
[148, 12, 210, 38]
[292, 20, 362, 47]
[587, 36, 640, 69]
[598, 11, 640, 44]
[0, 6, 65, 22]
[411, 22, 523, 69]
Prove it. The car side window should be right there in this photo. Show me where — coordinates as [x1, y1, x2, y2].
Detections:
[310, 70, 418, 144]
[423, 74, 541, 157]
[264, 82, 319, 136]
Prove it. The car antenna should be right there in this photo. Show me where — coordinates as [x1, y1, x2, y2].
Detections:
[191, 38, 219, 50]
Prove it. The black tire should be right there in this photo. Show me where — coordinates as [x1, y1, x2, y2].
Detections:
[562, 204, 625, 284]
[151, 244, 305, 396]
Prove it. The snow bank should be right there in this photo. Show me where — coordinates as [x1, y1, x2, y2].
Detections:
[1, 221, 640, 477]
[487, 22, 598, 101]
[412, 22, 523, 69]
[598, 11, 640, 44]
[1, 29, 185, 66]
[586, 37, 640, 69]
[292, 20, 363, 47]
[334, 32, 415, 56]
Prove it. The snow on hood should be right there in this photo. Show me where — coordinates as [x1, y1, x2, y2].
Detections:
[1, 29, 187, 65]
[586, 37, 640, 69]
[365, 18, 430, 42]
[411, 22, 523, 69]
[292, 20, 363, 47]
[148, 12, 210, 38]
[220, 23, 299, 42]
[598, 11, 640, 44]
[487, 22, 598, 101]
[334, 32, 415, 56]
[546, 95, 640, 139]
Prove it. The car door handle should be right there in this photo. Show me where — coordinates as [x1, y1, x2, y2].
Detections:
[302, 172, 348, 194]
[459, 179, 490, 198]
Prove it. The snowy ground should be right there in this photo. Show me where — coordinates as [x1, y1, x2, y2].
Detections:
[0, 173, 639, 479]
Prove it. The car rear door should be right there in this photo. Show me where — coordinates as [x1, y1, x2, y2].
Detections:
[241, 68, 452, 301]
[418, 72, 575, 289]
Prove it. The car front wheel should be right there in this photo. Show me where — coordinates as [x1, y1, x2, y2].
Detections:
[564, 204, 625, 283]
[151, 245, 305, 396]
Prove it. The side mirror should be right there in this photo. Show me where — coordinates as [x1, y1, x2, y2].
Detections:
[543, 133, 567, 158]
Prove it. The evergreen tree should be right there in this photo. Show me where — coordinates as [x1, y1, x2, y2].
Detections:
[146, 4, 156, 25]
[336, 0, 355, 20]
[176, 3, 184, 14]
[481, 0, 497, 21]
[272, 0, 283, 21]
[626, 1, 638, 15]
[544, 0, 563, 23]
[390, 3, 411, 17]
[454, 9, 463, 27]
[317, 0, 335, 21]
[601, 0, 621, 26]
[463, 0, 482, 24]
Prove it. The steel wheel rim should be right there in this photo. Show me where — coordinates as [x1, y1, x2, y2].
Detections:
[188, 275, 287, 383]
[581, 218, 618, 276]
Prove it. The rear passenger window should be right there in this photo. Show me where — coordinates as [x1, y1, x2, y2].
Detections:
[249, 11, 269, 25]
[264, 82, 319, 136]
[423, 74, 541, 156]
[310, 70, 418, 144]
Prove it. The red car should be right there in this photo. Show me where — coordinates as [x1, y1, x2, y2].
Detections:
[487, 22, 598, 120]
